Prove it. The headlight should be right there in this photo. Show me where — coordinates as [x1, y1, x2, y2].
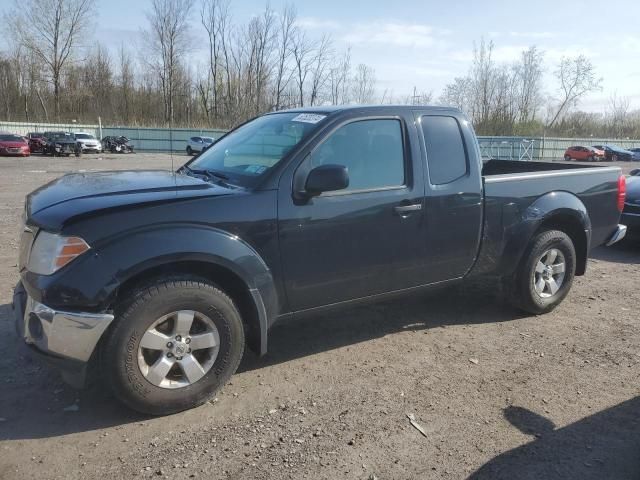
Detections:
[27, 231, 90, 275]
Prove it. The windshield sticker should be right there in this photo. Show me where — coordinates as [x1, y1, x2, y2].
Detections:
[291, 113, 326, 124]
[245, 165, 268, 174]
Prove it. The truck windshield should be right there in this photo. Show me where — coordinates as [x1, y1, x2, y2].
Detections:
[186, 112, 325, 187]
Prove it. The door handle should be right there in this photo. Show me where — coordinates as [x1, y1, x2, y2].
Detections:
[394, 203, 422, 214]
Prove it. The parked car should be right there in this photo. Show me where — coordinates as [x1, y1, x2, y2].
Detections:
[186, 136, 215, 155]
[73, 132, 102, 153]
[42, 132, 81, 157]
[26, 132, 47, 154]
[621, 173, 640, 234]
[13, 106, 627, 415]
[629, 148, 640, 161]
[102, 136, 134, 153]
[592, 144, 634, 162]
[563, 145, 605, 162]
[0, 133, 30, 157]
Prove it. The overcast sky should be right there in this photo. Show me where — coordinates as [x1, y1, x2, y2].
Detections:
[16, 0, 640, 112]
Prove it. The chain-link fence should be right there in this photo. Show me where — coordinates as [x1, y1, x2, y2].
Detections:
[2, 120, 640, 159]
[0, 121, 226, 153]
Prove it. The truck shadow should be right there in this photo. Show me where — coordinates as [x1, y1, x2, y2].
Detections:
[589, 241, 640, 265]
[468, 397, 640, 479]
[239, 279, 524, 372]
[0, 279, 521, 441]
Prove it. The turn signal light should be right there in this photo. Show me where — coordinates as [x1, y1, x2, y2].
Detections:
[54, 237, 90, 269]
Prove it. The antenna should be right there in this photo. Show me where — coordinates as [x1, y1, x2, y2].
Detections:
[169, 115, 176, 188]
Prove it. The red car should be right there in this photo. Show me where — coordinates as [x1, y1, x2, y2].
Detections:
[0, 134, 30, 157]
[563, 145, 605, 162]
[27, 132, 47, 153]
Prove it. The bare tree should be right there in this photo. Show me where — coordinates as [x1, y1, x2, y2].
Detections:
[117, 44, 134, 124]
[144, 0, 194, 124]
[352, 63, 376, 104]
[273, 3, 297, 110]
[608, 92, 630, 137]
[547, 55, 602, 128]
[6, 0, 96, 120]
[308, 35, 333, 106]
[439, 76, 472, 111]
[201, 0, 230, 120]
[329, 47, 351, 105]
[247, 4, 276, 114]
[292, 31, 313, 107]
[515, 46, 544, 123]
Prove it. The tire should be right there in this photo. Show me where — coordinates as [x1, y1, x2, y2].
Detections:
[102, 277, 245, 415]
[589, 155, 595, 162]
[506, 230, 576, 315]
[612, 154, 618, 162]
[187, 146, 193, 155]
[564, 155, 571, 161]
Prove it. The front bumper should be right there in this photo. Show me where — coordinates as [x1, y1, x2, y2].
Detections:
[12, 282, 114, 386]
[0, 148, 29, 156]
[79, 143, 102, 152]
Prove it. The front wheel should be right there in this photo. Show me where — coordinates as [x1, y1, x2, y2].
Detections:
[506, 230, 576, 315]
[102, 277, 245, 415]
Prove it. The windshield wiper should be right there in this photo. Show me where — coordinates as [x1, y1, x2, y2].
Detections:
[182, 165, 232, 185]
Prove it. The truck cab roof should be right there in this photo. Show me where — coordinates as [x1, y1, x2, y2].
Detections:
[272, 104, 463, 116]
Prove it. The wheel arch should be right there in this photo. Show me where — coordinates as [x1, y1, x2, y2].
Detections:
[111, 259, 267, 355]
[96, 226, 278, 356]
[504, 192, 591, 277]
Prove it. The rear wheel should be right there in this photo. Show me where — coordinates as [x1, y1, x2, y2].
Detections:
[187, 146, 193, 155]
[102, 277, 245, 415]
[506, 230, 576, 314]
[564, 155, 571, 161]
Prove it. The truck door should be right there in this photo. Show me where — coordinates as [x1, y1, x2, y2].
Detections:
[277, 115, 426, 312]
[417, 113, 483, 282]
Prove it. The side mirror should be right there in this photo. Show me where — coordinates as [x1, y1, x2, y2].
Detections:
[305, 164, 349, 196]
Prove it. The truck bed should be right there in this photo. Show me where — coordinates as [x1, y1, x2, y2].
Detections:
[482, 159, 606, 177]
[472, 159, 622, 276]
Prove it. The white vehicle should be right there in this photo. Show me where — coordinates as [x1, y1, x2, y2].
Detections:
[186, 136, 215, 155]
[73, 132, 102, 153]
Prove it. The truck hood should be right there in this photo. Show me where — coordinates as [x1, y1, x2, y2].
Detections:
[27, 170, 238, 230]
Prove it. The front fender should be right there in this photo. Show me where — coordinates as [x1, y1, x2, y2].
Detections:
[500, 191, 591, 276]
[99, 225, 277, 353]
[28, 224, 278, 355]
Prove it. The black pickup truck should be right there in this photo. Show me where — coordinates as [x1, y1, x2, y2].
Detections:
[13, 106, 627, 414]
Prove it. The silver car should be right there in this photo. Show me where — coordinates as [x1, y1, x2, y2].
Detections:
[186, 136, 214, 155]
[74, 132, 102, 153]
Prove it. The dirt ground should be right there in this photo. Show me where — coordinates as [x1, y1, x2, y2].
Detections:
[0, 153, 638, 480]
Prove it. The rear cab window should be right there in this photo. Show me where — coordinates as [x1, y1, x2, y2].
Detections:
[421, 116, 468, 185]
